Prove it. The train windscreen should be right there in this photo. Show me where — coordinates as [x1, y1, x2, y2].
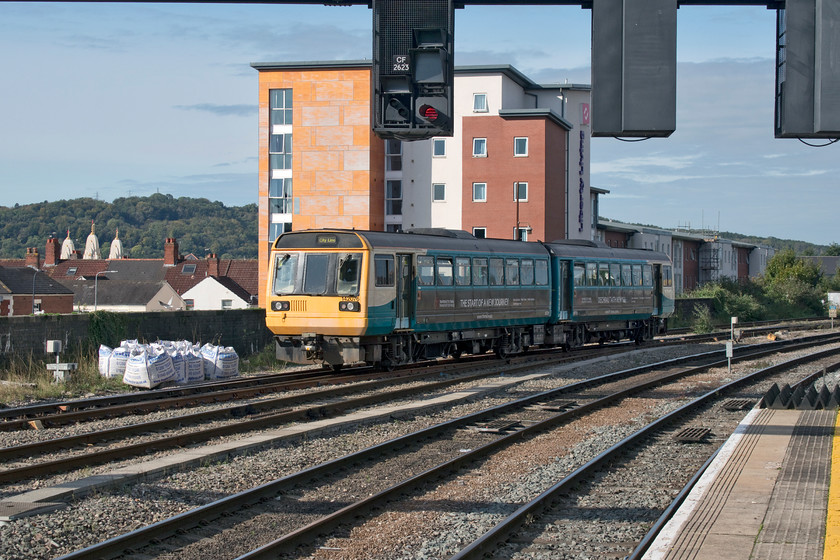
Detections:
[271, 252, 363, 296]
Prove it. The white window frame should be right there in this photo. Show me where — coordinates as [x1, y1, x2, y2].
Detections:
[513, 182, 528, 202]
[432, 183, 446, 202]
[473, 138, 487, 157]
[514, 137, 528, 157]
[473, 227, 487, 238]
[473, 93, 488, 112]
[472, 182, 487, 202]
[432, 138, 446, 157]
[515, 227, 530, 242]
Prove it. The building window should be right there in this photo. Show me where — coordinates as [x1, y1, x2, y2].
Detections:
[473, 93, 488, 112]
[182, 264, 197, 275]
[269, 88, 293, 239]
[432, 183, 445, 202]
[514, 137, 528, 156]
[514, 182, 528, 202]
[386, 180, 402, 215]
[515, 227, 529, 241]
[386, 224, 402, 233]
[473, 227, 486, 239]
[473, 138, 487, 157]
[270, 88, 293, 126]
[66, 267, 77, 276]
[432, 138, 446, 157]
[221, 299, 232, 310]
[472, 182, 487, 202]
[269, 133, 292, 170]
[386, 139, 402, 171]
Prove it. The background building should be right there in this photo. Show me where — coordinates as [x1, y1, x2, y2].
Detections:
[253, 61, 595, 306]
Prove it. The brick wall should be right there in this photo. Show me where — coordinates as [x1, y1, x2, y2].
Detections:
[0, 309, 273, 360]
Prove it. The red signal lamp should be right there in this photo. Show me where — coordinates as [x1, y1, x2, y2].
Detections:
[419, 105, 439, 121]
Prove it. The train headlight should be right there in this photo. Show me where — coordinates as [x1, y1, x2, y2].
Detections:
[339, 301, 361, 312]
[271, 300, 290, 311]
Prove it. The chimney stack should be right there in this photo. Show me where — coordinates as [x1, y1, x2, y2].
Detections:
[45, 236, 61, 266]
[25, 247, 41, 269]
[207, 253, 220, 277]
[163, 238, 179, 267]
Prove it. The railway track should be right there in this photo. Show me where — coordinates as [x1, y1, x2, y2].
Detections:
[0, 343, 642, 488]
[43, 331, 840, 560]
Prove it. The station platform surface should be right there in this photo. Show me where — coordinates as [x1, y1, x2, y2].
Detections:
[643, 407, 839, 560]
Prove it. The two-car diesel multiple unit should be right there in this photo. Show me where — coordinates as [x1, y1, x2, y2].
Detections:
[266, 229, 675, 369]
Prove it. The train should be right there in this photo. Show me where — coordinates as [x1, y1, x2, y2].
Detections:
[265, 228, 675, 369]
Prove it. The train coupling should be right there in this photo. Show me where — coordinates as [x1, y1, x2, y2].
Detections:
[302, 334, 323, 361]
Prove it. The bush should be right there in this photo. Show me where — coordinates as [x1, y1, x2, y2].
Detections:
[691, 303, 715, 334]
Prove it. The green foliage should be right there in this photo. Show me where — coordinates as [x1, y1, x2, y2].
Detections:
[0, 193, 257, 259]
[88, 311, 132, 350]
[689, 278, 765, 322]
[759, 250, 824, 315]
[824, 243, 840, 256]
[691, 303, 715, 334]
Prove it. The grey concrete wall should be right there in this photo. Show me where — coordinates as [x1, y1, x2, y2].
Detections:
[0, 309, 273, 359]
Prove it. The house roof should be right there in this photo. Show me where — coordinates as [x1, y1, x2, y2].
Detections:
[40, 256, 258, 307]
[0, 266, 74, 296]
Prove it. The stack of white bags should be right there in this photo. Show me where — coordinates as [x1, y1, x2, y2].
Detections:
[98, 340, 239, 389]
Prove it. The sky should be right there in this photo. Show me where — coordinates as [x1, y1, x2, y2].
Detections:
[0, 2, 837, 245]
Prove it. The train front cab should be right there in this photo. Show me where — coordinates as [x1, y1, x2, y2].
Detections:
[266, 231, 373, 367]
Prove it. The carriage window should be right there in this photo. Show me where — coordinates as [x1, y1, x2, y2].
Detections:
[643, 264, 653, 286]
[455, 257, 471, 286]
[436, 257, 454, 286]
[418, 256, 435, 286]
[609, 263, 620, 287]
[597, 263, 611, 286]
[586, 263, 598, 286]
[273, 253, 298, 294]
[489, 258, 505, 286]
[520, 259, 534, 285]
[336, 253, 362, 295]
[632, 264, 643, 286]
[506, 259, 520, 285]
[374, 255, 394, 287]
[472, 258, 488, 285]
[621, 264, 632, 286]
[574, 263, 585, 286]
[535, 260, 548, 286]
[303, 254, 330, 294]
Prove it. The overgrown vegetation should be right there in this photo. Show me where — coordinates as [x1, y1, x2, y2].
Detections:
[0, 343, 282, 405]
[679, 249, 839, 332]
[0, 193, 257, 260]
[0, 349, 127, 405]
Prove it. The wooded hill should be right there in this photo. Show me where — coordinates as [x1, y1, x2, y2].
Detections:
[0, 194, 257, 260]
[1, 195, 832, 261]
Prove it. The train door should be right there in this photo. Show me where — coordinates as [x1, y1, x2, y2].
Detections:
[653, 264, 662, 315]
[557, 260, 570, 320]
[395, 254, 413, 329]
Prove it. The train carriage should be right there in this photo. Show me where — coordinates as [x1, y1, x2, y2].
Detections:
[545, 240, 674, 346]
[266, 228, 674, 369]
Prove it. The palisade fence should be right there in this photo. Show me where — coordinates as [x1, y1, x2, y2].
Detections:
[0, 309, 274, 363]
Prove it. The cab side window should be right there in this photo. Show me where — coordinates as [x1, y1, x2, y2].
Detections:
[374, 255, 394, 287]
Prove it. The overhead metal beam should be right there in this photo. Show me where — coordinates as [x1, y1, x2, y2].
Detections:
[0, 0, 787, 7]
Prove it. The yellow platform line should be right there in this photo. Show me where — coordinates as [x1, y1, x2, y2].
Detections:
[826, 410, 840, 559]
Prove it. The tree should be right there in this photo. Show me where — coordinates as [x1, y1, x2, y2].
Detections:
[825, 243, 840, 256]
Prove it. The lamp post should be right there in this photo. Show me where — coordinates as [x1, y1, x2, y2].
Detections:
[94, 270, 117, 312]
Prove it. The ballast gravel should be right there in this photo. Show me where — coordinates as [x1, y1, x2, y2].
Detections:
[0, 333, 836, 560]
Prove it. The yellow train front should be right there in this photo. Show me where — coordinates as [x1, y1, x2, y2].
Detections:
[266, 230, 375, 366]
